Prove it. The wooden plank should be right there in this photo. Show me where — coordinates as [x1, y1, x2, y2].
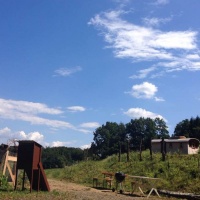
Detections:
[6, 161, 16, 185]
[3, 151, 9, 175]
[7, 156, 17, 162]
[128, 175, 160, 180]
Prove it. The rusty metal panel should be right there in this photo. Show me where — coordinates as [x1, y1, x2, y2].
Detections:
[32, 143, 41, 169]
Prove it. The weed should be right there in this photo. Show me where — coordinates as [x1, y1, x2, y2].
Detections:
[0, 175, 9, 191]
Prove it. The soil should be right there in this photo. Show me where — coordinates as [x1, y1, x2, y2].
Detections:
[48, 179, 176, 200]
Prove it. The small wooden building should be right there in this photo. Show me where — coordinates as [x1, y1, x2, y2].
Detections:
[151, 136, 200, 154]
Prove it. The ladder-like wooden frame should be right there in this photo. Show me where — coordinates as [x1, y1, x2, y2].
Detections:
[2, 150, 17, 186]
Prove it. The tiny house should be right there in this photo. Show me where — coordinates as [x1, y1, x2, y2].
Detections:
[151, 136, 200, 154]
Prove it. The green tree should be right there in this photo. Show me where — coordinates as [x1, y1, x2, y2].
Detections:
[92, 122, 126, 158]
[155, 117, 169, 139]
[174, 119, 190, 138]
[91, 118, 169, 159]
[174, 116, 200, 141]
[126, 117, 169, 150]
[126, 118, 146, 150]
[190, 116, 200, 139]
[143, 118, 157, 149]
[42, 147, 84, 168]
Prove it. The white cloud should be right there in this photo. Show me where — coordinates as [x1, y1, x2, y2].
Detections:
[28, 131, 44, 141]
[89, 9, 200, 77]
[128, 82, 165, 101]
[0, 98, 62, 115]
[143, 17, 172, 27]
[0, 127, 11, 139]
[51, 141, 76, 147]
[89, 10, 195, 60]
[0, 128, 76, 147]
[67, 106, 86, 112]
[153, 0, 169, 5]
[0, 127, 11, 134]
[130, 66, 157, 79]
[79, 122, 100, 129]
[15, 131, 44, 143]
[150, 31, 196, 49]
[0, 128, 44, 145]
[76, 128, 92, 134]
[124, 107, 165, 120]
[80, 144, 91, 149]
[128, 82, 158, 99]
[186, 54, 200, 60]
[154, 97, 165, 102]
[0, 98, 74, 129]
[54, 66, 82, 77]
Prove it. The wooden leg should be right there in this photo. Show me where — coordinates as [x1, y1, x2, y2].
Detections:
[147, 188, 161, 198]
[138, 186, 145, 196]
[93, 178, 98, 188]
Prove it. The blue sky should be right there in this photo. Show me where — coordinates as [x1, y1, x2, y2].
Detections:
[0, 0, 200, 148]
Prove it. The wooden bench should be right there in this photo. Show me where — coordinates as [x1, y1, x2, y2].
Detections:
[102, 172, 114, 189]
[103, 177, 113, 189]
[93, 172, 114, 189]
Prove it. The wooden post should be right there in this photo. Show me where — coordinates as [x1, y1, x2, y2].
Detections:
[118, 142, 121, 162]
[139, 138, 142, 161]
[150, 141, 153, 160]
[127, 139, 130, 162]
[2, 151, 8, 175]
[161, 138, 166, 161]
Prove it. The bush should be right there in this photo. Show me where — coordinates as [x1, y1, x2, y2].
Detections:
[0, 175, 9, 190]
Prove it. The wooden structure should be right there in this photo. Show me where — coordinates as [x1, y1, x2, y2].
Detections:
[3, 150, 17, 186]
[14, 140, 50, 192]
[92, 172, 114, 189]
[128, 175, 161, 198]
[0, 143, 17, 186]
[151, 137, 200, 154]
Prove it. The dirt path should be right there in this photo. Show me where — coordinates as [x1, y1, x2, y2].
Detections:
[48, 179, 174, 200]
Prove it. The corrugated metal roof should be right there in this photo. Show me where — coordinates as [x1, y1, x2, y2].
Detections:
[151, 138, 199, 143]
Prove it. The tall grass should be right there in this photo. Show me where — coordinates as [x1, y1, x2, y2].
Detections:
[45, 151, 200, 194]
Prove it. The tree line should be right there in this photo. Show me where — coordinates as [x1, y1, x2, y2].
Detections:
[173, 116, 200, 139]
[90, 117, 169, 159]
[42, 116, 200, 168]
[42, 146, 86, 168]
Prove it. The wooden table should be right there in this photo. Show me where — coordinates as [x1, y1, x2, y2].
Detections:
[128, 175, 161, 198]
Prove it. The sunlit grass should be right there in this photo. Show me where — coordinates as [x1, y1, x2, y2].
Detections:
[0, 190, 75, 200]
[45, 151, 200, 194]
[1, 150, 200, 199]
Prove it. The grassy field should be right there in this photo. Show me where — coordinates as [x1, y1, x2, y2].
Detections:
[0, 150, 200, 199]
[45, 151, 200, 194]
[0, 190, 75, 200]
